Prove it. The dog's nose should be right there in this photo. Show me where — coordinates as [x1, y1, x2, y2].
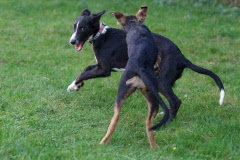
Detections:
[69, 32, 77, 45]
[70, 39, 76, 45]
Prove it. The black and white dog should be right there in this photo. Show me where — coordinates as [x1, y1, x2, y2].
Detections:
[67, 8, 225, 119]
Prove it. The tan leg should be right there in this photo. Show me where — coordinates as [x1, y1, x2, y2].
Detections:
[146, 112, 159, 148]
[100, 88, 136, 145]
[141, 89, 159, 148]
[100, 104, 121, 145]
[152, 106, 159, 118]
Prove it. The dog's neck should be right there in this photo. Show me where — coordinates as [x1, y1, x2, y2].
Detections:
[123, 20, 141, 33]
[88, 22, 109, 43]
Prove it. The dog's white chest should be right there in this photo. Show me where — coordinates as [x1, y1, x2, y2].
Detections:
[94, 56, 98, 63]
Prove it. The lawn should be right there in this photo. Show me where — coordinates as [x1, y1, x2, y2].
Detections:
[0, 0, 240, 159]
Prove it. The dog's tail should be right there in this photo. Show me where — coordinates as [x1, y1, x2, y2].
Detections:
[137, 69, 170, 130]
[184, 60, 225, 105]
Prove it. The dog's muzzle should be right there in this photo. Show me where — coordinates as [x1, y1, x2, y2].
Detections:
[69, 32, 77, 45]
[69, 31, 85, 52]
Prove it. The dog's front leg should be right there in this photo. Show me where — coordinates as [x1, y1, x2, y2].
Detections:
[83, 64, 98, 72]
[67, 66, 111, 92]
[67, 65, 98, 92]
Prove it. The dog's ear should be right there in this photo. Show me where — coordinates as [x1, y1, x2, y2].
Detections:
[81, 8, 91, 16]
[91, 10, 106, 21]
[110, 12, 127, 26]
[136, 6, 148, 23]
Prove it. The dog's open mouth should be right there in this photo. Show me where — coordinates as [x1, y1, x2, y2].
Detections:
[75, 42, 84, 52]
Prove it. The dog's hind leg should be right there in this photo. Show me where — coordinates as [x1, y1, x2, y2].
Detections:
[99, 103, 122, 145]
[159, 81, 181, 120]
[100, 85, 136, 145]
[141, 89, 159, 148]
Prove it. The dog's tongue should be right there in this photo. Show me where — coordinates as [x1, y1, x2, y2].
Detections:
[75, 42, 84, 52]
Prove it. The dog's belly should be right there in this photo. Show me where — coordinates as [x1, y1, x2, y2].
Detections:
[111, 68, 125, 72]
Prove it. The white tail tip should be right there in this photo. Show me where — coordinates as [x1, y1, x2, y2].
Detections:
[219, 89, 225, 105]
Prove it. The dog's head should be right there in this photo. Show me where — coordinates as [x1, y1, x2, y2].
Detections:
[69, 9, 106, 52]
[110, 6, 148, 27]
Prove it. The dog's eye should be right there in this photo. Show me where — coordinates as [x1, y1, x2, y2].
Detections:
[79, 27, 86, 32]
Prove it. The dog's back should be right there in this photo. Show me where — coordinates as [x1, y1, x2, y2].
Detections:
[123, 19, 158, 70]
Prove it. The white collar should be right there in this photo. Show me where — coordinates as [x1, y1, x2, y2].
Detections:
[88, 22, 109, 43]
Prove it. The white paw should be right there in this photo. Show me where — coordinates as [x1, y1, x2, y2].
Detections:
[67, 80, 78, 92]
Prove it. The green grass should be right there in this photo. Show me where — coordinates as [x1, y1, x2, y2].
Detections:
[0, 0, 240, 159]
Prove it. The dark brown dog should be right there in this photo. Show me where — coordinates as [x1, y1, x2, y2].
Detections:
[100, 7, 169, 148]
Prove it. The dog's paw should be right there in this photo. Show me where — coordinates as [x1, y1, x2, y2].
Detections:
[99, 138, 110, 145]
[150, 143, 159, 149]
[67, 80, 84, 92]
[67, 80, 78, 92]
